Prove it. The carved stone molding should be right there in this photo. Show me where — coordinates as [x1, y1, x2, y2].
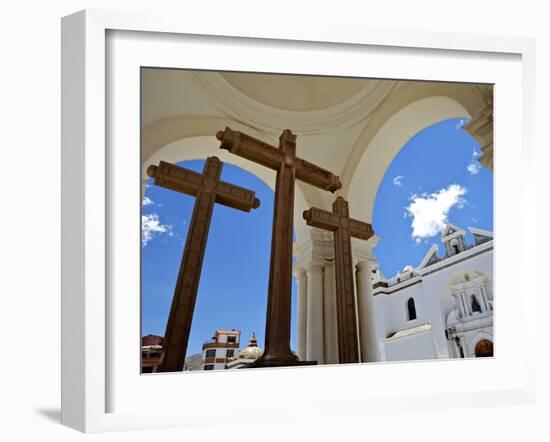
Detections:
[463, 86, 493, 171]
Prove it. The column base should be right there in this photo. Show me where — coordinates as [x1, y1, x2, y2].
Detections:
[244, 359, 317, 368]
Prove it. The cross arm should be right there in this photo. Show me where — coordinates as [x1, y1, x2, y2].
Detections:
[147, 161, 206, 197]
[217, 127, 342, 193]
[303, 206, 374, 240]
[216, 127, 282, 171]
[348, 219, 374, 240]
[294, 158, 342, 193]
[214, 180, 261, 212]
[147, 161, 260, 212]
[302, 207, 340, 231]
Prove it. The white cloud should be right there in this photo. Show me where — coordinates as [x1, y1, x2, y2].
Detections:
[404, 184, 467, 242]
[142, 213, 172, 247]
[467, 147, 482, 175]
[142, 196, 154, 206]
[393, 175, 404, 186]
[456, 119, 468, 129]
[467, 162, 481, 175]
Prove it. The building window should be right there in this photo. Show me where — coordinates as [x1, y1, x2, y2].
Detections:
[205, 349, 216, 359]
[471, 295, 482, 313]
[227, 336, 237, 344]
[407, 298, 417, 321]
[203, 364, 214, 371]
[226, 349, 235, 359]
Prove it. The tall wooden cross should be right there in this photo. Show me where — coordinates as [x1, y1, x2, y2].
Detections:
[146, 157, 260, 372]
[303, 197, 374, 363]
[216, 127, 341, 367]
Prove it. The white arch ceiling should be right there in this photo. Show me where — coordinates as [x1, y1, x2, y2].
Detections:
[187, 71, 397, 135]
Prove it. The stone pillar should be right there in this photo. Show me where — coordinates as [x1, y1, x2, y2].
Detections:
[294, 269, 308, 361]
[460, 336, 468, 357]
[323, 260, 338, 364]
[306, 262, 325, 364]
[460, 292, 470, 316]
[479, 286, 490, 311]
[454, 292, 466, 317]
[355, 258, 378, 362]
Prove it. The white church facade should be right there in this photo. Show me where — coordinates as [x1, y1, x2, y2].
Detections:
[369, 223, 494, 362]
[293, 222, 494, 365]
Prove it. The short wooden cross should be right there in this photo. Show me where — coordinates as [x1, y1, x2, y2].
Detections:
[303, 196, 374, 363]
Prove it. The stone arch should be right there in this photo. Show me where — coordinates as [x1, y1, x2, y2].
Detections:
[345, 95, 471, 222]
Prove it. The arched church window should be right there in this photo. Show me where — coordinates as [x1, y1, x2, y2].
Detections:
[471, 294, 482, 313]
[453, 243, 460, 255]
[407, 298, 417, 321]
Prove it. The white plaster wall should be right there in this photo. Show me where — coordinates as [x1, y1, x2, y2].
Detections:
[384, 332, 437, 361]
[373, 245, 493, 361]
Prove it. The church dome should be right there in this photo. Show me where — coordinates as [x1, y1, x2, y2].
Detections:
[238, 332, 263, 360]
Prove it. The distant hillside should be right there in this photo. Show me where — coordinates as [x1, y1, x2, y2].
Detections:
[183, 353, 202, 371]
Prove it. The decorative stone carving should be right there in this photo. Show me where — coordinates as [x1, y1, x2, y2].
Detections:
[463, 86, 493, 171]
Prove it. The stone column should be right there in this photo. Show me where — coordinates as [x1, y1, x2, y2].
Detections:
[460, 292, 470, 316]
[323, 260, 338, 364]
[479, 286, 490, 311]
[454, 292, 466, 317]
[460, 336, 468, 357]
[355, 258, 378, 362]
[306, 261, 325, 364]
[294, 269, 308, 361]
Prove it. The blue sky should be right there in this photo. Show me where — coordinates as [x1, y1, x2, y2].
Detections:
[141, 117, 493, 355]
[372, 118, 493, 278]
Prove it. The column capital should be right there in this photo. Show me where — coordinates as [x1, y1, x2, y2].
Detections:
[356, 258, 376, 272]
[351, 235, 379, 262]
[292, 267, 307, 278]
[305, 260, 325, 273]
[293, 226, 336, 266]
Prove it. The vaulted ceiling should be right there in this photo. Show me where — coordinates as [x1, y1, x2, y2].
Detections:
[141, 68, 491, 227]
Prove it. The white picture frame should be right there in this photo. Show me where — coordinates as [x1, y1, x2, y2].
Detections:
[61, 9, 537, 433]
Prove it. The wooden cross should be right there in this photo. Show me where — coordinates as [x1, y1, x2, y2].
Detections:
[303, 197, 374, 363]
[216, 127, 341, 367]
[146, 157, 260, 372]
